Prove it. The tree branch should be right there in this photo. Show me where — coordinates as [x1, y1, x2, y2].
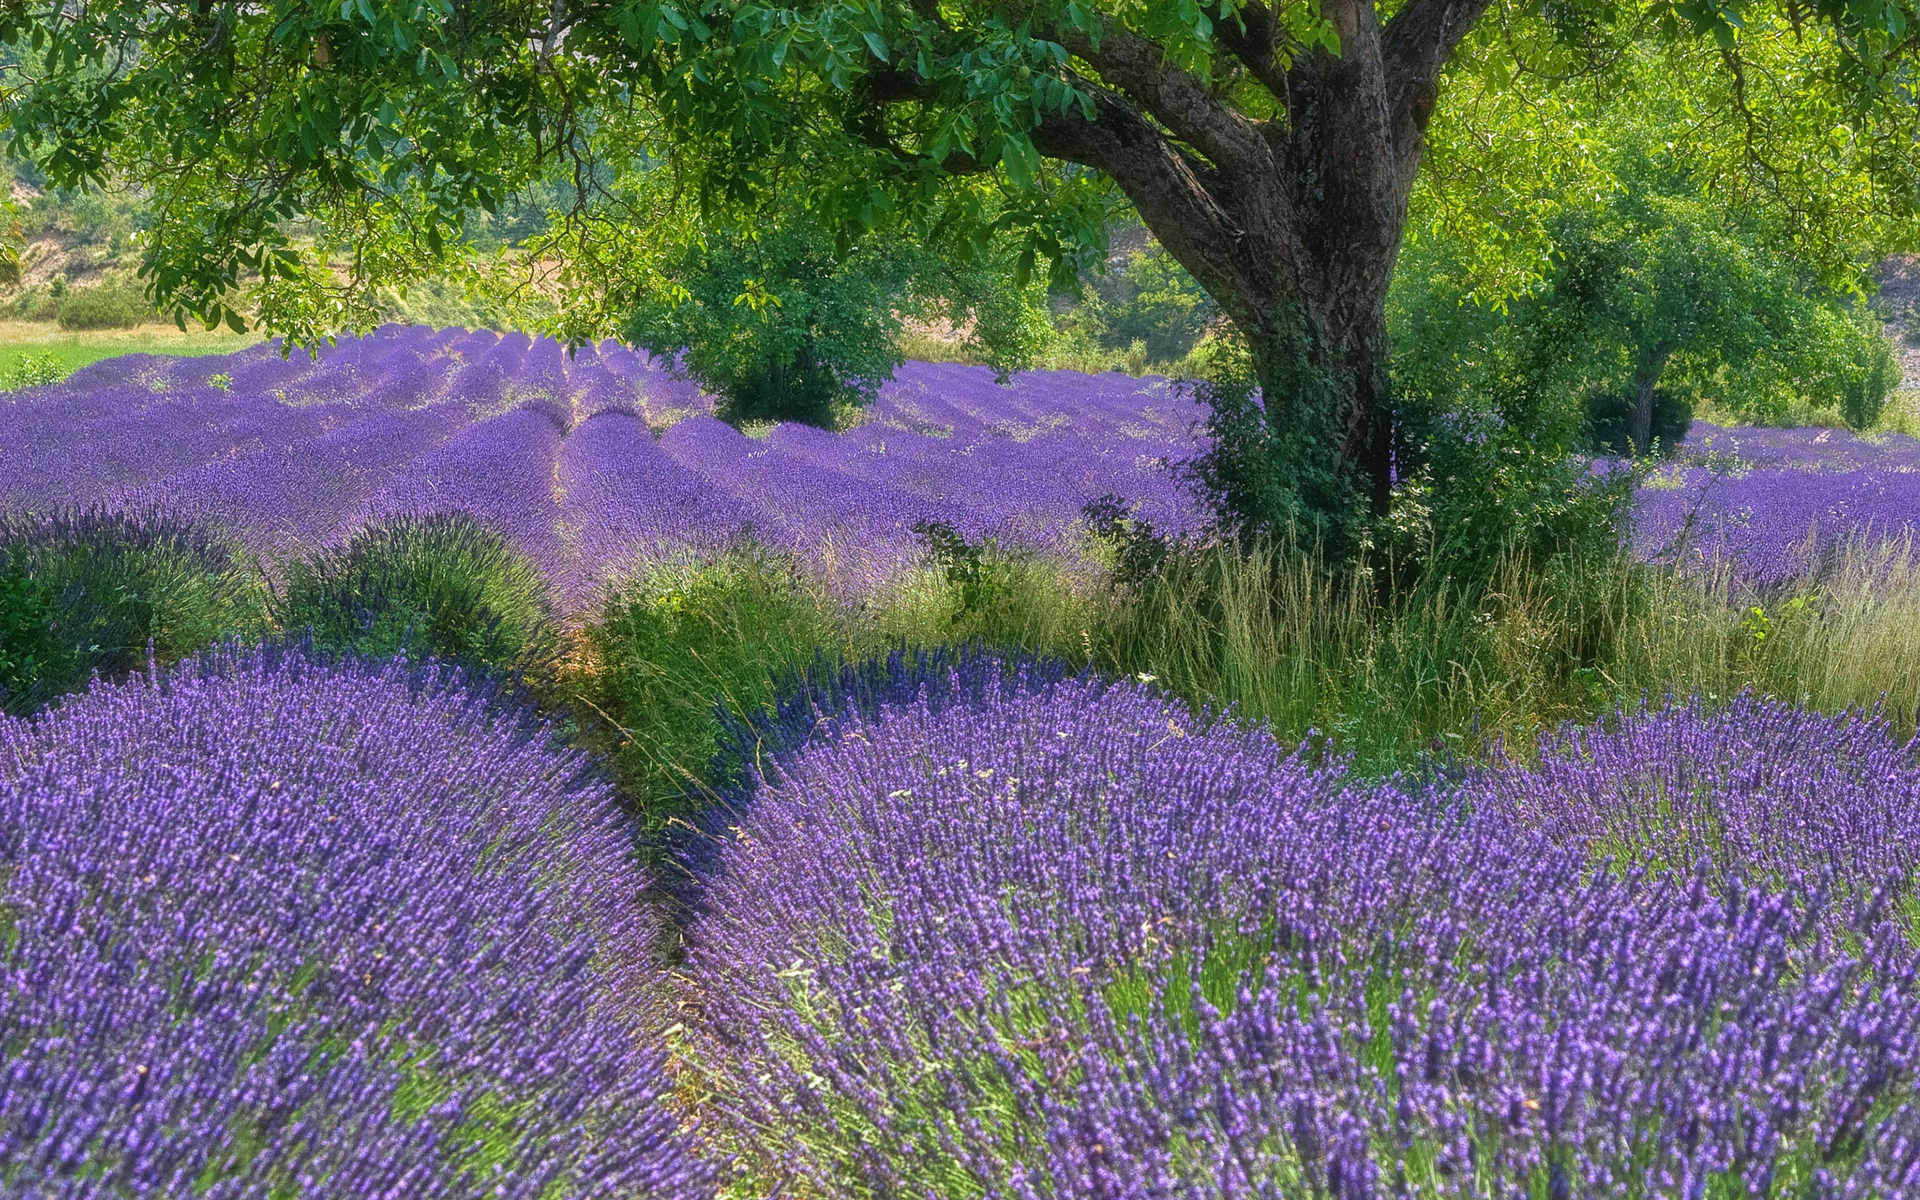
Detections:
[1055, 24, 1272, 175]
[1380, 0, 1498, 186]
[1212, 1, 1292, 100]
[1029, 85, 1280, 330]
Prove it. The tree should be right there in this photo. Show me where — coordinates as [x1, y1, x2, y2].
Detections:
[630, 217, 921, 426]
[1395, 38, 1902, 456]
[4, 2, 1917, 544]
[1552, 189, 1896, 451]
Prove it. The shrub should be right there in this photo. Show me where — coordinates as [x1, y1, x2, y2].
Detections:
[55, 282, 150, 330]
[626, 220, 914, 428]
[8, 283, 63, 322]
[1415, 412, 1636, 574]
[0, 646, 712, 1197]
[0, 569, 59, 709]
[685, 667, 1920, 1196]
[4, 352, 73, 389]
[1183, 342, 1363, 556]
[0, 508, 261, 716]
[274, 512, 557, 677]
[1836, 310, 1899, 429]
[1187, 340, 1632, 587]
[574, 549, 842, 828]
[909, 518, 1019, 624]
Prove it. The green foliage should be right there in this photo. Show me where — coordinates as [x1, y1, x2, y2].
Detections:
[625, 219, 916, 427]
[55, 282, 149, 330]
[910, 519, 1020, 625]
[1058, 236, 1218, 366]
[1831, 308, 1900, 430]
[0, 510, 262, 716]
[1183, 330, 1367, 557]
[0, 567, 59, 710]
[4, 352, 70, 389]
[1583, 388, 1693, 457]
[8, 284, 63, 323]
[1397, 139, 1896, 459]
[575, 551, 842, 827]
[0, 0, 570, 345]
[1412, 418, 1636, 572]
[378, 272, 557, 335]
[273, 514, 556, 677]
[1407, 33, 1902, 444]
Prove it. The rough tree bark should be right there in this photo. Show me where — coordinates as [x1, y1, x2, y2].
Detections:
[1023, 0, 1496, 533]
[1627, 345, 1674, 455]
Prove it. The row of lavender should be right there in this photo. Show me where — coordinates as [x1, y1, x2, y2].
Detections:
[8, 645, 1919, 1195]
[0, 326, 1206, 603]
[10, 325, 1920, 597]
[693, 671, 1920, 1195]
[0, 649, 712, 1196]
[1636, 421, 1920, 587]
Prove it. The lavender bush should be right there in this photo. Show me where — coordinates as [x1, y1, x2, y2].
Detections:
[0, 508, 261, 715]
[0, 646, 711, 1198]
[1468, 692, 1920, 904]
[686, 667, 1920, 1197]
[272, 511, 558, 674]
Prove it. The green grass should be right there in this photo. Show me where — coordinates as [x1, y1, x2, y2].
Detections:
[571, 528, 1920, 828]
[567, 542, 1106, 832]
[0, 319, 261, 386]
[1090, 533, 1920, 771]
[270, 512, 559, 680]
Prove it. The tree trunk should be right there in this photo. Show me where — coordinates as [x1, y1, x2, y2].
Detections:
[1027, 0, 1495, 548]
[1627, 348, 1672, 456]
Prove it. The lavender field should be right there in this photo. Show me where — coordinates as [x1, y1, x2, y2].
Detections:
[1640, 421, 1920, 587]
[0, 325, 1205, 604]
[8, 331, 1920, 1196]
[8, 326, 1919, 600]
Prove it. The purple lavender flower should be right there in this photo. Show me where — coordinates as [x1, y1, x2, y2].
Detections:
[685, 667, 1920, 1196]
[1466, 691, 1920, 903]
[0, 646, 712, 1198]
[1640, 422, 1920, 588]
[0, 329, 1211, 603]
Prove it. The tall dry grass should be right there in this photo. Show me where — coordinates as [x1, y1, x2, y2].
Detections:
[570, 529, 1920, 816]
[1089, 533, 1920, 769]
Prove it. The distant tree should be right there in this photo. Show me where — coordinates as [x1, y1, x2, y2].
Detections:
[630, 217, 916, 427]
[609, 176, 1057, 426]
[1397, 53, 1901, 459]
[1552, 189, 1894, 450]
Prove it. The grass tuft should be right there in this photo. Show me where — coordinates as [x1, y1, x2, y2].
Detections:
[0, 508, 263, 716]
[271, 513, 558, 680]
